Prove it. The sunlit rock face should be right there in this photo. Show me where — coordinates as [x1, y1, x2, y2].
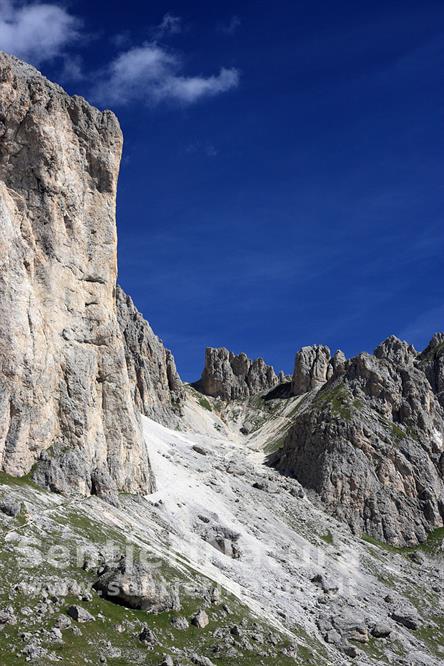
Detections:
[197, 347, 279, 400]
[0, 52, 153, 497]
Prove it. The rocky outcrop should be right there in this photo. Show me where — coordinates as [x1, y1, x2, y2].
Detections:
[0, 53, 153, 496]
[274, 335, 444, 545]
[196, 347, 280, 400]
[374, 335, 416, 366]
[291, 345, 345, 395]
[116, 286, 184, 425]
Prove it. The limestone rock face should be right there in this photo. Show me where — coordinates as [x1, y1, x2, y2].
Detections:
[0, 53, 153, 496]
[197, 347, 280, 400]
[116, 286, 184, 425]
[291, 345, 345, 395]
[274, 335, 444, 546]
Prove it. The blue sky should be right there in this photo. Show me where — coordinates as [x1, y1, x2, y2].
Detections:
[1, 1, 443, 379]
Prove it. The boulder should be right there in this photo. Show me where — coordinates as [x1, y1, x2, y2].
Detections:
[201, 525, 241, 559]
[332, 610, 369, 643]
[311, 573, 339, 595]
[191, 609, 209, 629]
[171, 616, 189, 630]
[391, 606, 421, 630]
[0, 607, 17, 625]
[93, 558, 178, 612]
[139, 625, 157, 644]
[190, 653, 215, 665]
[0, 496, 21, 518]
[159, 657, 174, 666]
[67, 605, 95, 623]
[371, 623, 392, 638]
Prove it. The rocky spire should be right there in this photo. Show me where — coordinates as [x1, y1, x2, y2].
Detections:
[196, 347, 280, 400]
[291, 345, 346, 395]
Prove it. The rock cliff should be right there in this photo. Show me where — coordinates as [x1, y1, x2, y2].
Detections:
[195, 347, 280, 400]
[273, 335, 444, 545]
[0, 53, 154, 497]
[116, 286, 184, 425]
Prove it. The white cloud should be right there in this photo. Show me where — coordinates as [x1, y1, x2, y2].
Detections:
[0, 1, 80, 64]
[94, 44, 239, 107]
[158, 67, 239, 104]
[155, 13, 182, 38]
[60, 54, 84, 82]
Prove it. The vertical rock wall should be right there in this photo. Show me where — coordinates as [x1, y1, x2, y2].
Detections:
[0, 52, 153, 497]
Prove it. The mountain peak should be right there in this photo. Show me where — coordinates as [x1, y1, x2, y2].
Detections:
[195, 347, 280, 400]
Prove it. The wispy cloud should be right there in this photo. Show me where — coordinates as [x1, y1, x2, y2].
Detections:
[0, 0, 80, 64]
[152, 13, 182, 39]
[93, 43, 239, 107]
[219, 16, 241, 36]
[185, 141, 219, 157]
[60, 54, 84, 82]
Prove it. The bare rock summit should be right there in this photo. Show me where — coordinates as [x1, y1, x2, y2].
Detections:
[195, 347, 281, 400]
[291, 345, 346, 395]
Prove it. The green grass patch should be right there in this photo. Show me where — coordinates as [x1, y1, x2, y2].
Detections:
[0, 470, 43, 492]
[197, 397, 212, 412]
[415, 615, 444, 659]
[362, 527, 444, 557]
[390, 422, 406, 442]
[314, 383, 359, 421]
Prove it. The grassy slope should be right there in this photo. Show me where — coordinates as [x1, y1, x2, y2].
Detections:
[0, 474, 326, 666]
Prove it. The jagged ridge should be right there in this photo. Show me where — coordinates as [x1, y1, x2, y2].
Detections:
[272, 335, 444, 546]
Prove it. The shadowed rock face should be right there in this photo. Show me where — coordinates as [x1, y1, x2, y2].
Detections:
[418, 333, 444, 407]
[274, 335, 444, 546]
[196, 347, 280, 400]
[0, 52, 153, 497]
[116, 286, 184, 425]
